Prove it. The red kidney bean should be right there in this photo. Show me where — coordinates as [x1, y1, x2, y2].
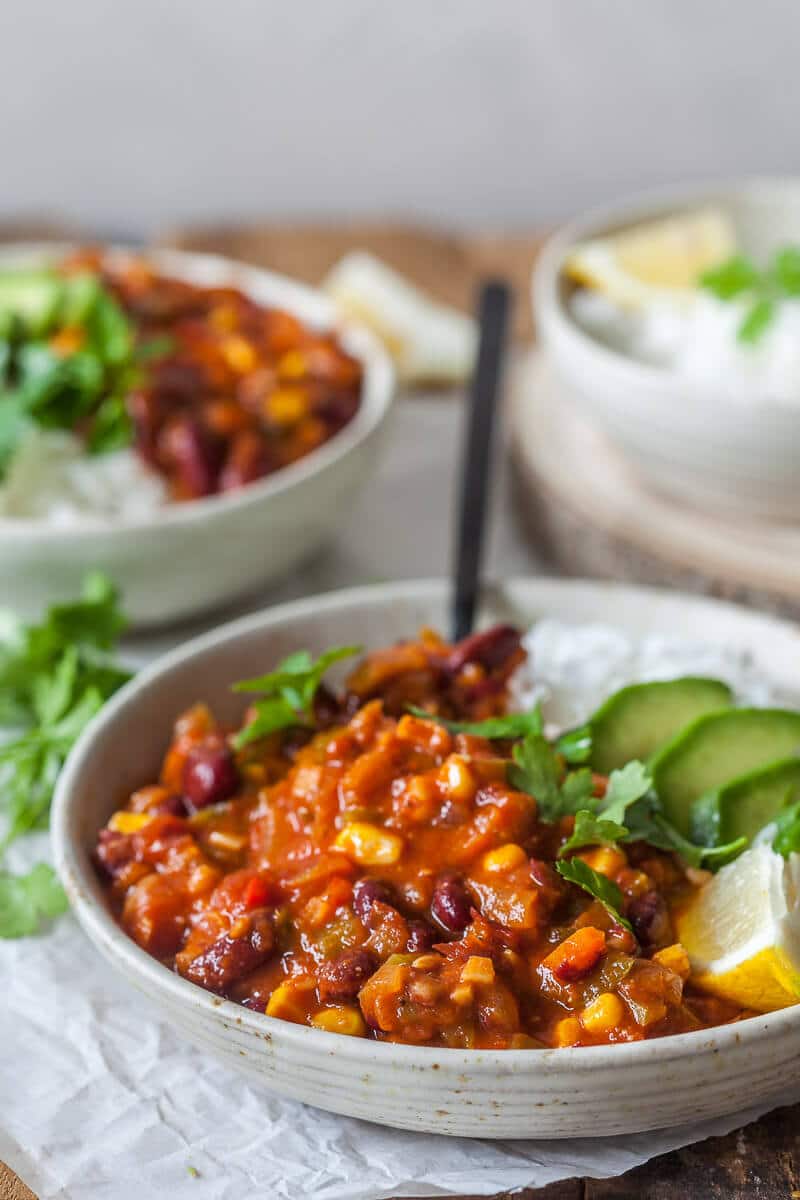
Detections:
[352, 878, 396, 928]
[430, 873, 471, 933]
[182, 743, 240, 812]
[95, 828, 135, 879]
[317, 948, 377, 1002]
[406, 920, 436, 953]
[159, 416, 223, 498]
[181, 910, 274, 993]
[628, 890, 670, 947]
[240, 995, 267, 1013]
[312, 683, 344, 728]
[219, 431, 272, 492]
[446, 625, 521, 675]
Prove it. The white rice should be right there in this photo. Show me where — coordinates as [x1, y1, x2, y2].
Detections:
[0, 428, 167, 523]
[510, 618, 775, 730]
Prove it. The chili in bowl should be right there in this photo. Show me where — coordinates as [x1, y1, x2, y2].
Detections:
[52, 580, 800, 1138]
[0, 245, 394, 624]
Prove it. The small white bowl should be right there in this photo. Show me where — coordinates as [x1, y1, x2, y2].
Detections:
[533, 178, 800, 520]
[52, 578, 800, 1138]
[0, 244, 395, 626]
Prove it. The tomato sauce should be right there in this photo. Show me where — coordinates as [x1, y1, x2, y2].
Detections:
[95, 626, 746, 1048]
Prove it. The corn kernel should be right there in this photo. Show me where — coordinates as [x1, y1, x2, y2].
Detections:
[460, 955, 496, 985]
[440, 755, 476, 803]
[553, 1016, 583, 1047]
[222, 334, 257, 373]
[263, 387, 307, 428]
[481, 843, 527, 875]
[580, 991, 625, 1034]
[333, 822, 404, 866]
[450, 983, 474, 1006]
[311, 1005, 367, 1037]
[579, 845, 627, 878]
[278, 349, 307, 380]
[266, 983, 308, 1023]
[107, 811, 153, 834]
[653, 943, 691, 981]
[207, 830, 247, 854]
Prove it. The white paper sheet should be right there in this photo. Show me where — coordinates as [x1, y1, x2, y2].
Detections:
[4, 616, 799, 1199]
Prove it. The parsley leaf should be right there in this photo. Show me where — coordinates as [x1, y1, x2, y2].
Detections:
[622, 794, 746, 869]
[738, 297, 775, 344]
[0, 573, 130, 936]
[772, 247, 800, 296]
[772, 798, 800, 858]
[508, 731, 596, 821]
[559, 809, 629, 857]
[407, 705, 543, 739]
[700, 255, 760, 299]
[0, 863, 68, 938]
[555, 723, 592, 764]
[233, 645, 361, 749]
[600, 760, 653, 824]
[555, 857, 632, 931]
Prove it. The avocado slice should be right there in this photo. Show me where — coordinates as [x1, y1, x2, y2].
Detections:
[0, 270, 64, 337]
[583, 677, 733, 774]
[690, 757, 800, 847]
[651, 709, 800, 836]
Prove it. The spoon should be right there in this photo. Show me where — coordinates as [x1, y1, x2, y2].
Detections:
[451, 280, 512, 642]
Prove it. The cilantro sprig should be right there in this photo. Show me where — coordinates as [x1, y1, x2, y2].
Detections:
[407, 705, 544, 740]
[0, 270, 175, 474]
[0, 572, 130, 938]
[555, 857, 632, 932]
[233, 645, 361, 749]
[700, 245, 800, 344]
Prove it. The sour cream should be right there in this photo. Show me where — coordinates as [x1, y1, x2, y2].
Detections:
[571, 289, 800, 403]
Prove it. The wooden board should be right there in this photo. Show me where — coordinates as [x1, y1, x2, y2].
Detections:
[160, 220, 544, 343]
[510, 349, 800, 620]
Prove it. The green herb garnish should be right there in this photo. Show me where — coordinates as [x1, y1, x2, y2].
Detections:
[555, 856, 632, 931]
[772, 798, 800, 858]
[0, 573, 130, 937]
[233, 645, 361, 749]
[700, 244, 800, 344]
[407, 705, 543, 739]
[0, 268, 173, 477]
[507, 731, 594, 821]
[0, 862, 69, 939]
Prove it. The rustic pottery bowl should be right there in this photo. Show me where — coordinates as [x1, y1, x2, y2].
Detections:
[52, 579, 800, 1138]
[0, 244, 395, 626]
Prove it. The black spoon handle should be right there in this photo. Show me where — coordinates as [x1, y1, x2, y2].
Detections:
[451, 280, 512, 643]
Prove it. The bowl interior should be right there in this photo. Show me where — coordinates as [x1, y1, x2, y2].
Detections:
[0, 242, 395, 539]
[56, 576, 800, 930]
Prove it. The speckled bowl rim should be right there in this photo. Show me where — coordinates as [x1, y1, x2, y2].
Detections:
[0, 242, 394, 539]
[532, 175, 800, 412]
[52, 578, 800, 1075]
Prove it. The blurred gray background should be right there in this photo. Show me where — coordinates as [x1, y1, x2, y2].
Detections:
[1, 0, 795, 233]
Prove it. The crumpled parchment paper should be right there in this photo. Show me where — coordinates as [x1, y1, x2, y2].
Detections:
[2, 621, 798, 1199]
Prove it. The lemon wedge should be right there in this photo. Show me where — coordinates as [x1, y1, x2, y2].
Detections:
[323, 252, 476, 385]
[564, 208, 736, 310]
[676, 843, 800, 1012]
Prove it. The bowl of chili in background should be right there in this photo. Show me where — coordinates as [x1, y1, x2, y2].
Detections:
[0, 244, 394, 625]
[51, 579, 800, 1138]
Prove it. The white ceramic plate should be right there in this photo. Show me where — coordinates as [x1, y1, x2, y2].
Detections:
[532, 177, 800, 520]
[0, 244, 395, 626]
[52, 579, 800, 1139]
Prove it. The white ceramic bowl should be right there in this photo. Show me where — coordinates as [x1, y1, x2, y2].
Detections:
[533, 177, 800, 520]
[52, 578, 800, 1139]
[0, 244, 395, 626]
